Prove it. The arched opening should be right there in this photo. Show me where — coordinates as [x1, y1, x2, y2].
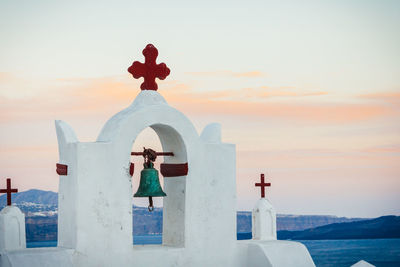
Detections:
[131, 128, 164, 244]
[130, 124, 187, 247]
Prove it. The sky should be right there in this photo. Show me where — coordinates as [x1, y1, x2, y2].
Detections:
[0, 0, 399, 218]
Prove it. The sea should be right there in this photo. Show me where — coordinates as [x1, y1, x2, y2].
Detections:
[27, 237, 400, 267]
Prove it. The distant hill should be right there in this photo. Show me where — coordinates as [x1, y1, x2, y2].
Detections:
[276, 214, 365, 231]
[237, 211, 364, 232]
[3, 189, 364, 230]
[2, 189, 392, 242]
[278, 216, 400, 240]
[0, 189, 57, 206]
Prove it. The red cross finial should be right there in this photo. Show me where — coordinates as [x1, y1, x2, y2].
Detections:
[127, 44, 170, 91]
[0, 178, 18, 206]
[255, 174, 271, 198]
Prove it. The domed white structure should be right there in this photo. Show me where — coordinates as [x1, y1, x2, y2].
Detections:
[0, 45, 316, 266]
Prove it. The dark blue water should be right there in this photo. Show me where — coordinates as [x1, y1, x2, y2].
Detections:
[134, 235, 162, 245]
[27, 238, 400, 267]
[26, 236, 162, 247]
[27, 241, 57, 248]
[301, 239, 400, 267]
[28, 234, 239, 246]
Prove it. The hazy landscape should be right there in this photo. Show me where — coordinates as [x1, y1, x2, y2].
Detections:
[1, 190, 399, 243]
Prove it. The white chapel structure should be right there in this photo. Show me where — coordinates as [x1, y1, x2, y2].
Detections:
[0, 44, 315, 267]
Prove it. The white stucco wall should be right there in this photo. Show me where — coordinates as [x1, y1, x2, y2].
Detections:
[54, 90, 239, 266]
[246, 240, 316, 267]
[0, 90, 316, 267]
[55, 120, 78, 249]
[351, 260, 376, 267]
[252, 198, 277, 240]
[0, 206, 26, 251]
[0, 248, 74, 267]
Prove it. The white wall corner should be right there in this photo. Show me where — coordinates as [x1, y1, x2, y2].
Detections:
[351, 260, 376, 267]
[252, 198, 277, 240]
[247, 241, 315, 267]
[55, 120, 79, 158]
[200, 123, 221, 143]
[0, 206, 26, 251]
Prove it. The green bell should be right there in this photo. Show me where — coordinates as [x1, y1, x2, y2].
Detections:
[134, 162, 166, 211]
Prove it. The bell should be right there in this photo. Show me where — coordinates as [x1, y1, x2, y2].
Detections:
[134, 162, 166, 211]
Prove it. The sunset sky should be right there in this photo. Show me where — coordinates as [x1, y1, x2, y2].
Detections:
[1, 0, 399, 218]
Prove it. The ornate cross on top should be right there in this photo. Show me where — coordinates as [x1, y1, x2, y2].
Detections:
[255, 173, 271, 198]
[128, 44, 171, 91]
[0, 178, 18, 206]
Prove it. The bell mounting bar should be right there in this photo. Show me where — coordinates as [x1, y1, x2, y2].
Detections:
[132, 148, 173, 164]
[131, 152, 174, 156]
[130, 148, 187, 177]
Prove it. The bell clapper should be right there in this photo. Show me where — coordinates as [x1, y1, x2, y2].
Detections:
[148, 196, 154, 212]
[143, 149, 156, 211]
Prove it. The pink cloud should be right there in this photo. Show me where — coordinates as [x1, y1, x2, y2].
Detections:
[359, 91, 400, 107]
[363, 144, 400, 153]
[186, 70, 265, 77]
[0, 72, 14, 82]
[0, 75, 395, 125]
[360, 92, 400, 99]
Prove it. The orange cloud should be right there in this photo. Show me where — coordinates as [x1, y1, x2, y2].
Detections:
[245, 86, 328, 98]
[0, 72, 14, 82]
[162, 83, 328, 101]
[158, 83, 390, 123]
[175, 99, 389, 123]
[233, 71, 264, 77]
[0, 75, 395, 124]
[363, 144, 400, 153]
[360, 92, 400, 99]
[186, 70, 265, 77]
[359, 91, 400, 107]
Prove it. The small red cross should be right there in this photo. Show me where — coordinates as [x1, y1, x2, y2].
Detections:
[0, 178, 18, 206]
[128, 44, 170, 91]
[255, 174, 271, 198]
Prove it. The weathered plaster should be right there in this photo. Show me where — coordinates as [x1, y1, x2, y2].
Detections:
[0, 206, 26, 251]
[0, 90, 315, 267]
